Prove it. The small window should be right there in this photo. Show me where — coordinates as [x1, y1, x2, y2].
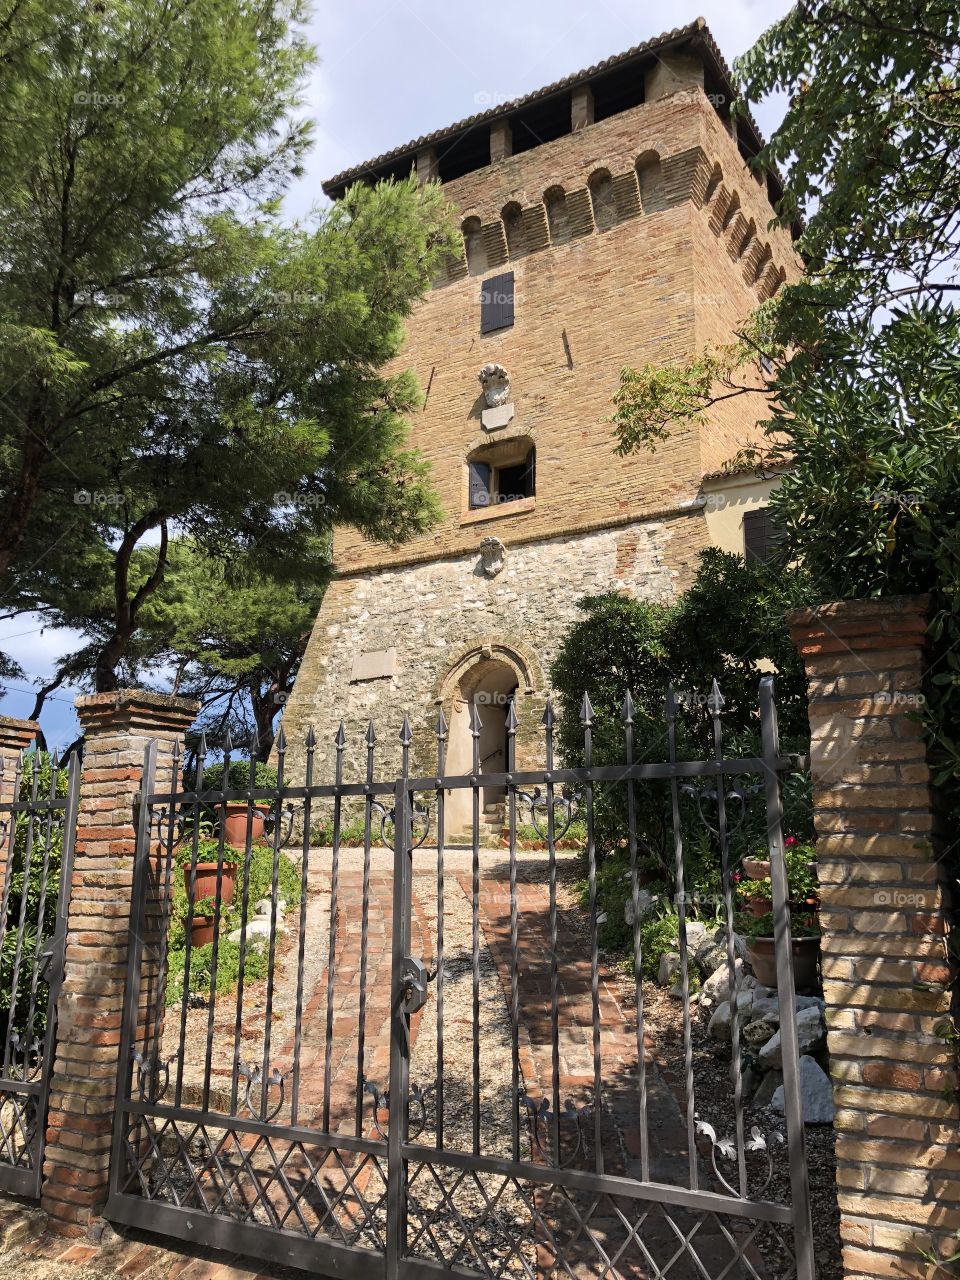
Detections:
[743, 508, 783, 564]
[588, 170, 616, 230]
[502, 202, 526, 257]
[467, 441, 535, 510]
[480, 271, 515, 334]
[544, 186, 571, 245]
[462, 217, 487, 277]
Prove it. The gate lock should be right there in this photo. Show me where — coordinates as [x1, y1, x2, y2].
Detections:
[400, 956, 433, 1015]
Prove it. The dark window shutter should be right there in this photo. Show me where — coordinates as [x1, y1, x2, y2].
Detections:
[743, 507, 783, 564]
[480, 271, 515, 334]
[468, 461, 492, 508]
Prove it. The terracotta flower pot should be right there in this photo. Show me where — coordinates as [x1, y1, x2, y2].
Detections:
[190, 916, 216, 948]
[747, 935, 821, 992]
[221, 802, 271, 847]
[748, 896, 773, 918]
[184, 862, 237, 906]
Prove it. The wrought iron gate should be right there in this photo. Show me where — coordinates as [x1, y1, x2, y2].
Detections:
[0, 749, 80, 1197]
[107, 676, 815, 1279]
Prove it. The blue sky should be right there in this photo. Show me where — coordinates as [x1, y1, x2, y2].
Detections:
[0, 0, 792, 747]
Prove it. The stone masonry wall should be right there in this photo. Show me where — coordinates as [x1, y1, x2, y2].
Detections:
[788, 597, 959, 1278]
[283, 511, 705, 788]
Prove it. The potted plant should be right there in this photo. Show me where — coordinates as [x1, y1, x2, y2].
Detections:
[176, 834, 244, 907]
[735, 871, 774, 918]
[189, 896, 218, 948]
[202, 761, 278, 847]
[737, 839, 821, 992]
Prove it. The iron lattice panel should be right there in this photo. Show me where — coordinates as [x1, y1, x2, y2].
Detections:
[405, 1162, 799, 1280]
[0, 1092, 39, 1171]
[118, 1112, 389, 1250]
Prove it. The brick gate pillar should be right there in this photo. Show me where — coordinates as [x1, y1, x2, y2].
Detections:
[41, 690, 196, 1236]
[787, 596, 958, 1278]
[0, 716, 39, 881]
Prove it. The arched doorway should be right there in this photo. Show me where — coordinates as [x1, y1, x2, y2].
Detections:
[446, 658, 519, 835]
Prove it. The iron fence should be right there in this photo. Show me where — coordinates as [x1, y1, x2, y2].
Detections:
[0, 749, 80, 1197]
[107, 675, 814, 1279]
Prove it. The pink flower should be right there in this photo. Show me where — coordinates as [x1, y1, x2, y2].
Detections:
[784, 836, 797, 846]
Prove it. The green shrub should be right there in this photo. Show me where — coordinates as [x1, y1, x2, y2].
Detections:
[164, 844, 303, 1006]
[166, 935, 271, 1008]
[311, 816, 370, 845]
[198, 760, 279, 792]
[0, 753, 69, 1043]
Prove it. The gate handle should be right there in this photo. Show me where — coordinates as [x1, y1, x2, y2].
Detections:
[38, 941, 63, 986]
[400, 957, 433, 1015]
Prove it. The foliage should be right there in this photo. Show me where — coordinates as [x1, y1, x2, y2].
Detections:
[200, 761, 280, 792]
[0, 0, 457, 690]
[166, 936, 271, 1009]
[175, 837, 245, 870]
[310, 816, 372, 847]
[550, 550, 815, 894]
[734, 838, 818, 906]
[737, 911, 821, 941]
[165, 842, 302, 1004]
[0, 753, 69, 1045]
[607, 2, 960, 824]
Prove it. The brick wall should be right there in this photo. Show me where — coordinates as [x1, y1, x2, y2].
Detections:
[788, 596, 959, 1278]
[331, 87, 797, 579]
[41, 691, 196, 1235]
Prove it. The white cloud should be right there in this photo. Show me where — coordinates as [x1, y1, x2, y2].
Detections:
[289, 0, 793, 211]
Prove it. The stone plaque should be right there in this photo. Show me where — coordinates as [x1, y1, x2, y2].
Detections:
[350, 647, 397, 683]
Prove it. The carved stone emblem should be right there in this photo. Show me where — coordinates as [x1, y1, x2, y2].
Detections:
[478, 363, 511, 409]
[479, 536, 506, 578]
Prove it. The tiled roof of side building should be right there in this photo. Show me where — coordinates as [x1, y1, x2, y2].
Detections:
[322, 18, 775, 199]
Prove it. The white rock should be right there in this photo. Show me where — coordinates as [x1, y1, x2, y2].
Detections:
[227, 918, 285, 944]
[701, 959, 755, 1006]
[253, 898, 286, 917]
[772, 1055, 835, 1125]
[624, 890, 656, 926]
[683, 921, 710, 952]
[759, 1006, 827, 1069]
[708, 1000, 733, 1041]
[750, 995, 782, 1026]
[742, 1018, 779, 1048]
[658, 952, 681, 987]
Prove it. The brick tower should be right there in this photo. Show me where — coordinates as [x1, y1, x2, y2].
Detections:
[281, 19, 797, 820]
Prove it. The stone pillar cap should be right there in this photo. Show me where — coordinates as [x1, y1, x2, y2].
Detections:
[0, 715, 40, 752]
[75, 688, 198, 734]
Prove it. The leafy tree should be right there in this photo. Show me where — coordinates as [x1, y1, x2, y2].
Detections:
[31, 537, 327, 758]
[607, 1, 960, 812]
[550, 550, 815, 929]
[0, 0, 456, 689]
